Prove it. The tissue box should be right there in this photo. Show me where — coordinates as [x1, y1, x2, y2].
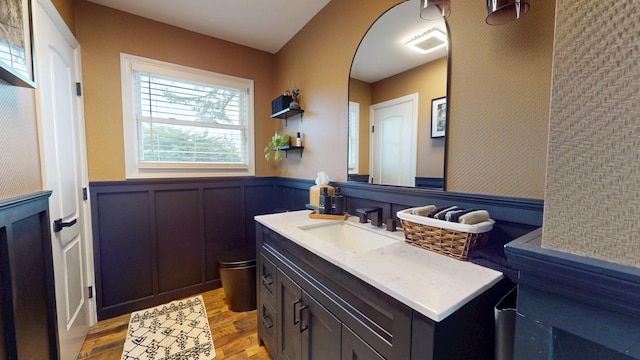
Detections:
[272, 95, 293, 115]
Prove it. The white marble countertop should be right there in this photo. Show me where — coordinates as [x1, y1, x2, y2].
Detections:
[255, 210, 503, 322]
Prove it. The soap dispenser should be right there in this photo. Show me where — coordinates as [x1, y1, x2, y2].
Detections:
[318, 187, 332, 214]
[332, 187, 345, 215]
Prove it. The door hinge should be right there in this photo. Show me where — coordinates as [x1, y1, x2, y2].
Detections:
[76, 82, 82, 96]
[371, 125, 375, 133]
[88, 286, 93, 299]
[83, 187, 88, 201]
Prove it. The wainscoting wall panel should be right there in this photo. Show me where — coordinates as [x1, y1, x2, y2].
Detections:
[0, 192, 58, 359]
[95, 191, 153, 309]
[204, 186, 244, 282]
[243, 184, 277, 246]
[156, 189, 201, 293]
[90, 178, 277, 320]
[90, 177, 544, 320]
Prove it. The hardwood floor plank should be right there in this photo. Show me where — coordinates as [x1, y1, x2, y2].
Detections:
[77, 288, 271, 359]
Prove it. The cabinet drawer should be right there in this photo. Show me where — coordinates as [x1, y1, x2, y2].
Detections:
[342, 324, 385, 360]
[259, 253, 277, 307]
[258, 295, 277, 356]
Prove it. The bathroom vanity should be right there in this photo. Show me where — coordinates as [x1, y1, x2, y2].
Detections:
[255, 211, 511, 359]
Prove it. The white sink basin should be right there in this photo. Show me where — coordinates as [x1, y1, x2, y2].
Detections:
[299, 221, 400, 254]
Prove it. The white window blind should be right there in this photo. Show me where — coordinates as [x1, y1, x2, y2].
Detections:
[121, 54, 255, 178]
[135, 71, 248, 164]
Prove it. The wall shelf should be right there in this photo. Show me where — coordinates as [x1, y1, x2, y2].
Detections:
[271, 108, 304, 126]
[272, 145, 304, 158]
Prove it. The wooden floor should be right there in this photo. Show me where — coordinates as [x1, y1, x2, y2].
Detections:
[77, 287, 272, 359]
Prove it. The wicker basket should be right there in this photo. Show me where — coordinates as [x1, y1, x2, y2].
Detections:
[397, 208, 494, 260]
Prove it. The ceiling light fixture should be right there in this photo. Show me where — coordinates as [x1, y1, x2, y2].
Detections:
[420, 0, 451, 20]
[486, 0, 531, 25]
[405, 29, 448, 54]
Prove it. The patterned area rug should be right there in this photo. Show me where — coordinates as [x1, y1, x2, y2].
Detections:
[121, 295, 216, 360]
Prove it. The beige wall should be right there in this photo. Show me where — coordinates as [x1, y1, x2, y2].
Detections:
[275, 0, 554, 198]
[446, 1, 554, 198]
[0, 0, 554, 199]
[542, 1, 640, 267]
[75, 1, 277, 181]
[51, 0, 76, 34]
[74, 0, 553, 197]
[272, 0, 400, 182]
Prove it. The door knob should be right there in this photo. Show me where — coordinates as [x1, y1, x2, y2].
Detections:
[53, 218, 77, 233]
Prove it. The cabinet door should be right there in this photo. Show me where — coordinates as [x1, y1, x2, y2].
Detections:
[277, 269, 303, 360]
[301, 290, 341, 360]
[342, 325, 385, 360]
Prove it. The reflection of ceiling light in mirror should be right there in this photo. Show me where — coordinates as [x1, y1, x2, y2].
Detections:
[485, 0, 530, 25]
[420, 0, 451, 20]
[404, 29, 447, 54]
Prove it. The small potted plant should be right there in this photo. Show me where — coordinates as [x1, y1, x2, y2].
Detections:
[285, 82, 301, 110]
[264, 132, 291, 161]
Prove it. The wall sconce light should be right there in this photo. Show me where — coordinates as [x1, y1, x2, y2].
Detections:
[420, 0, 451, 20]
[486, 0, 530, 25]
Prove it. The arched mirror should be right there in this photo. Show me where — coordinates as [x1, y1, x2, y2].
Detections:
[348, 0, 448, 189]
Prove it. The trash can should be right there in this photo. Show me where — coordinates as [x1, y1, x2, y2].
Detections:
[218, 247, 257, 312]
[495, 286, 518, 360]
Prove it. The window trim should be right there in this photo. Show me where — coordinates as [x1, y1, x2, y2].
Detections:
[348, 101, 360, 174]
[120, 53, 255, 179]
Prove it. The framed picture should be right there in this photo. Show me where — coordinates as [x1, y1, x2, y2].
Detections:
[430, 96, 446, 138]
[0, 0, 36, 88]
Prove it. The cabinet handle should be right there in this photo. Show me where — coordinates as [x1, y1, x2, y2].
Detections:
[262, 273, 273, 287]
[292, 299, 302, 325]
[299, 304, 309, 332]
[262, 311, 274, 337]
[262, 312, 273, 329]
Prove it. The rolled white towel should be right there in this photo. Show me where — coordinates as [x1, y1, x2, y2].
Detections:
[459, 210, 490, 225]
[411, 205, 436, 216]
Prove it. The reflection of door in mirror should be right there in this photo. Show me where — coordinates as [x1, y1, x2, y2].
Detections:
[348, 0, 448, 188]
[370, 94, 418, 187]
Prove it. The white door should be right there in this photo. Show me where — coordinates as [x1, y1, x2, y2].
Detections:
[34, 1, 93, 359]
[370, 94, 418, 186]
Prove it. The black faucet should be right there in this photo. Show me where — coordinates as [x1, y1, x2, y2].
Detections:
[356, 207, 383, 227]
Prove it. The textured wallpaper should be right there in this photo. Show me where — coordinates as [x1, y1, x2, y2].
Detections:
[0, 81, 42, 199]
[446, 0, 555, 199]
[542, 1, 640, 267]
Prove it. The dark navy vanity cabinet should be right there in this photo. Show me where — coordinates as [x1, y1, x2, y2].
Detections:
[256, 222, 512, 359]
[257, 223, 411, 359]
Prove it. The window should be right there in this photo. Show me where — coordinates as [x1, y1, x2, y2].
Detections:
[120, 54, 255, 178]
[348, 101, 360, 174]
